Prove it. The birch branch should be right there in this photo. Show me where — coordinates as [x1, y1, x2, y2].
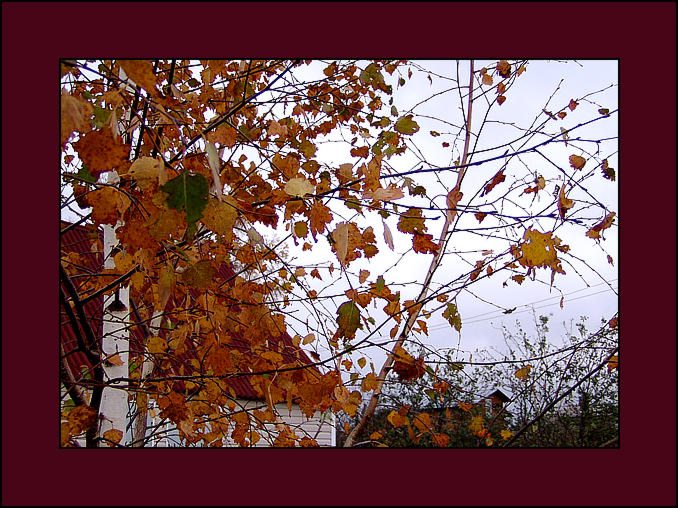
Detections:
[343, 61, 477, 447]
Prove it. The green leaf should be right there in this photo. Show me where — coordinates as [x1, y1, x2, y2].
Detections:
[336, 301, 362, 340]
[161, 172, 209, 225]
[93, 106, 112, 128]
[394, 115, 419, 135]
[442, 302, 462, 332]
[375, 275, 385, 293]
[76, 164, 96, 183]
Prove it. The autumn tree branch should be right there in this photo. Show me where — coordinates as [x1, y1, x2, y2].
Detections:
[343, 60, 478, 447]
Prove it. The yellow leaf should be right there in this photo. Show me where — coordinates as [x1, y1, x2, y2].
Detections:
[412, 412, 432, 433]
[114, 250, 136, 273]
[128, 157, 164, 191]
[469, 415, 485, 433]
[157, 264, 175, 310]
[103, 429, 123, 446]
[500, 429, 514, 441]
[357, 357, 367, 369]
[482, 72, 493, 86]
[284, 177, 315, 197]
[201, 196, 238, 240]
[302, 333, 315, 345]
[386, 410, 409, 428]
[515, 364, 532, 380]
[148, 336, 168, 354]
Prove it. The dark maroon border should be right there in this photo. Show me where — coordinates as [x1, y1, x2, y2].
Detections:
[3, 2, 676, 506]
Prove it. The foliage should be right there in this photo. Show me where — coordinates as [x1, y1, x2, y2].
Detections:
[59, 59, 617, 447]
[339, 315, 618, 448]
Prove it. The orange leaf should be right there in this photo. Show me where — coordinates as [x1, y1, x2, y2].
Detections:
[496, 60, 512, 78]
[361, 373, 379, 392]
[586, 212, 616, 240]
[103, 428, 123, 446]
[119, 60, 157, 94]
[412, 233, 439, 254]
[358, 269, 370, 284]
[87, 187, 132, 226]
[557, 184, 575, 219]
[387, 409, 409, 428]
[106, 353, 124, 366]
[74, 128, 131, 177]
[568, 99, 578, 111]
[350, 146, 370, 158]
[307, 201, 333, 239]
[445, 189, 463, 222]
[568, 154, 587, 170]
[482, 169, 506, 196]
[61, 91, 93, 146]
[607, 355, 619, 373]
[392, 346, 426, 381]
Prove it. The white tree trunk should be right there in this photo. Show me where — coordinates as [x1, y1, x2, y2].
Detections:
[97, 184, 130, 446]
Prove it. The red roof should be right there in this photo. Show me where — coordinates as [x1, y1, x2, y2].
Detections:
[60, 221, 317, 401]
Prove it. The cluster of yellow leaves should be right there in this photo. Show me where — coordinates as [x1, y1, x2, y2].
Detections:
[60, 405, 97, 446]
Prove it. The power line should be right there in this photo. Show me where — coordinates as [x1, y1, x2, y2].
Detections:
[426, 281, 618, 331]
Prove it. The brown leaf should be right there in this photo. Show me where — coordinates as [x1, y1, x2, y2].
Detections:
[482, 169, 506, 196]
